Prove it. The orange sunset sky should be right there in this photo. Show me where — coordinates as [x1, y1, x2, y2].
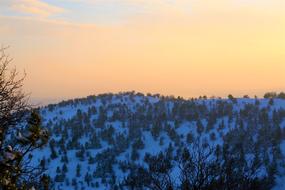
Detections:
[0, 0, 284, 102]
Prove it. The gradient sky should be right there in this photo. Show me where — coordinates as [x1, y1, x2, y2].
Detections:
[0, 0, 284, 102]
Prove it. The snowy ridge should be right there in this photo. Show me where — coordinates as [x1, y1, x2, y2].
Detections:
[31, 92, 285, 190]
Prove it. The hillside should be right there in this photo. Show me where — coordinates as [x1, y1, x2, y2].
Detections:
[32, 92, 285, 190]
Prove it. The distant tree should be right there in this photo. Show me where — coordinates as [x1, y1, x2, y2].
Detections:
[62, 163, 68, 173]
[186, 132, 194, 144]
[0, 47, 49, 189]
[76, 164, 81, 177]
[278, 92, 285, 99]
[264, 92, 277, 99]
[54, 174, 65, 183]
[88, 155, 96, 164]
[159, 136, 164, 146]
[228, 94, 237, 103]
[50, 139, 58, 159]
[96, 106, 107, 127]
[84, 172, 92, 186]
[196, 119, 204, 134]
[75, 145, 85, 161]
[151, 123, 162, 140]
[40, 157, 46, 170]
[132, 137, 144, 150]
[56, 166, 61, 174]
[210, 132, 216, 141]
[72, 178, 77, 187]
[131, 148, 139, 161]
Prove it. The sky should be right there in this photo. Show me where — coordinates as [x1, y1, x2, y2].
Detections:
[0, 0, 284, 102]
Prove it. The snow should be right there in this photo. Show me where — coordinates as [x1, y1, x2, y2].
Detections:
[30, 94, 285, 189]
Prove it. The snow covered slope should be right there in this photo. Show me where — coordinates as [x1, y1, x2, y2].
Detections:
[32, 92, 285, 189]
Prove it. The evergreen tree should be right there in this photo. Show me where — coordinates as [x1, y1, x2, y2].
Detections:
[0, 47, 49, 189]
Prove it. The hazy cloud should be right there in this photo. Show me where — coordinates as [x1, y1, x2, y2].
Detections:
[8, 0, 65, 18]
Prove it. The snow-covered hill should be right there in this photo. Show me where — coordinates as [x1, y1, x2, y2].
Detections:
[32, 92, 285, 190]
